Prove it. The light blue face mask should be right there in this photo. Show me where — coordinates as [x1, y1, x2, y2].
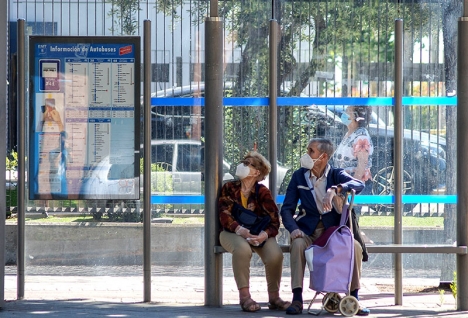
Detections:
[341, 112, 352, 126]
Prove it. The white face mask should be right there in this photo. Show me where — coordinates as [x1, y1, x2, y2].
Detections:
[300, 153, 322, 170]
[235, 163, 251, 180]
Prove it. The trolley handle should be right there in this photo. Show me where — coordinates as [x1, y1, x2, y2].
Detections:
[344, 189, 356, 212]
[340, 189, 356, 231]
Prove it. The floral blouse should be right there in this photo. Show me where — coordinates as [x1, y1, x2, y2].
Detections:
[333, 127, 374, 181]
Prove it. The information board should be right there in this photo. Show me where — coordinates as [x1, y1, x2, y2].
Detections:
[29, 36, 140, 200]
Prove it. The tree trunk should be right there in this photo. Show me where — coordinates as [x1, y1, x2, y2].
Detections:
[234, 26, 269, 96]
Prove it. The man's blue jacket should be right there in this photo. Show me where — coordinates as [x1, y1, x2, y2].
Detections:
[280, 166, 364, 236]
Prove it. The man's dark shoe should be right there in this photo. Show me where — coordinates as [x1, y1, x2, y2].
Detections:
[357, 306, 370, 316]
[285, 300, 303, 315]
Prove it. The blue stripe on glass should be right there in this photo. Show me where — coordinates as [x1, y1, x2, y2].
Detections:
[151, 97, 203, 106]
[402, 96, 457, 106]
[353, 195, 457, 204]
[151, 195, 205, 204]
[277, 97, 394, 106]
[150, 96, 457, 107]
[151, 194, 457, 205]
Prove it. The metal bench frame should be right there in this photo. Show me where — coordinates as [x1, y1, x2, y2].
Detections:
[214, 244, 467, 255]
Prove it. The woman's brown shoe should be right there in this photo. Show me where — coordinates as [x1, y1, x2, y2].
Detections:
[268, 297, 291, 310]
[240, 297, 261, 312]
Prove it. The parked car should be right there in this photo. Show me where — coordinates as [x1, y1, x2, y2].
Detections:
[149, 139, 289, 195]
[79, 155, 142, 220]
[148, 139, 232, 195]
[80, 155, 139, 200]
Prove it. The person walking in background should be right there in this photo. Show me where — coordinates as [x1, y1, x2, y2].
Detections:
[218, 151, 290, 312]
[334, 105, 374, 218]
[280, 138, 370, 316]
[334, 105, 374, 183]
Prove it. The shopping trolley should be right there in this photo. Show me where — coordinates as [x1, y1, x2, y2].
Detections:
[305, 190, 360, 317]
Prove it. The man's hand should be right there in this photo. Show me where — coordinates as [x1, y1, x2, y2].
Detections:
[323, 188, 336, 212]
[290, 229, 305, 240]
[332, 194, 345, 214]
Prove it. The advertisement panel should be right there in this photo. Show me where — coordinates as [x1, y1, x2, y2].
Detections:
[29, 36, 140, 200]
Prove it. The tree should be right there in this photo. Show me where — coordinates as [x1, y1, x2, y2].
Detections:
[150, 0, 433, 167]
[107, 0, 140, 35]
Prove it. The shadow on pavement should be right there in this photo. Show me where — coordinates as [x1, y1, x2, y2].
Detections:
[2, 298, 468, 318]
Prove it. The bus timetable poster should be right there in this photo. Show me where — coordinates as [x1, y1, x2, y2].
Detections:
[29, 36, 141, 200]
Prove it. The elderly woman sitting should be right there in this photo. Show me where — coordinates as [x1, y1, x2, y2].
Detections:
[218, 151, 290, 312]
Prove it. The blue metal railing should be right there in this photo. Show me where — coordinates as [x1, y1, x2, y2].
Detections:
[151, 194, 457, 205]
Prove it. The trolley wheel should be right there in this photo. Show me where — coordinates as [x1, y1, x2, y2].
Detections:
[322, 292, 341, 313]
[338, 295, 359, 317]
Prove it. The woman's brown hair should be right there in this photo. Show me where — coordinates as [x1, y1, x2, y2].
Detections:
[243, 151, 271, 181]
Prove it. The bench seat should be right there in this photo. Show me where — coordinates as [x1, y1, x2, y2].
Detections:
[214, 244, 467, 254]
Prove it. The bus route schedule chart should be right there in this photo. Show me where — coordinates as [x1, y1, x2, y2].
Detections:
[29, 37, 140, 200]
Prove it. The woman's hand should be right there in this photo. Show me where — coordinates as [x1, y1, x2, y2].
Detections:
[247, 231, 268, 246]
[235, 225, 252, 239]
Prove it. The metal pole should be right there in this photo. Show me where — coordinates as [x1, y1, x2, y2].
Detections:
[17, 19, 26, 300]
[271, 0, 276, 20]
[143, 20, 152, 303]
[204, 16, 224, 307]
[457, 3, 468, 309]
[268, 15, 278, 199]
[210, 0, 218, 18]
[0, 0, 8, 309]
[393, 18, 404, 306]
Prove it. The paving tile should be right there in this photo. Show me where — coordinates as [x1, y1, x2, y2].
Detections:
[2, 265, 468, 317]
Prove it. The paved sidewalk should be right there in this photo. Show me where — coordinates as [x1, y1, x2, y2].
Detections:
[2, 291, 466, 317]
[2, 265, 467, 317]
